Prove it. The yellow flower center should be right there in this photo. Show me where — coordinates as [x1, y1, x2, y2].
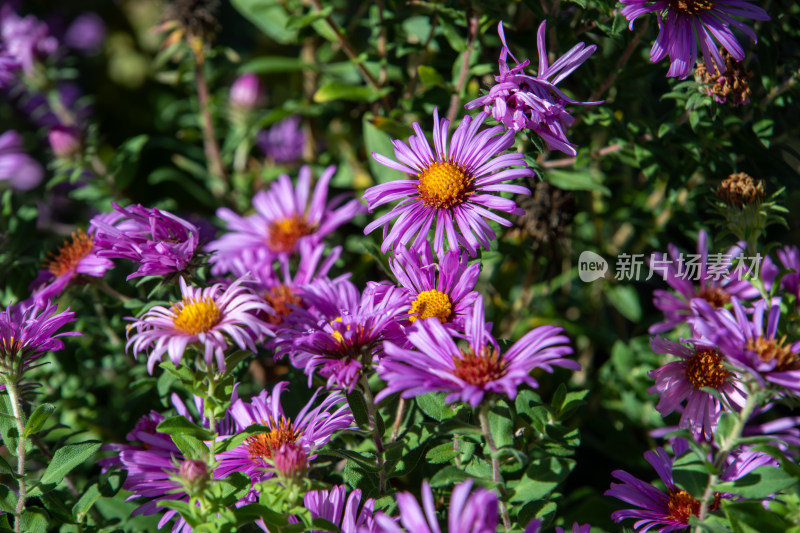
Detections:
[684, 348, 728, 389]
[267, 215, 315, 253]
[452, 346, 507, 387]
[409, 290, 453, 323]
[417, 161, 472, 209]
[330, 316, 347, 344]
[170, 296, 221, 335]
[46, 228, 94, 277]
[746, 335, 800, 372]
[667, 489, 700, 524]
[245, 418, 299, 461]
[670, 0, 714, 16]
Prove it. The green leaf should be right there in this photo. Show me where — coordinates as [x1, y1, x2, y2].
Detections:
[19, 509, 48, 533]
[0, 394, 20, 453]
[41, 491, 75, 523]
[0, 485, 17, 514]
[73, 483, 101, 520]
[323, 449, 381, 472]
[429, 465, 472, 487]
[723, 499, 791, 533]
[239, 56, 316, 74]
[416, 393, 460, 421]
[107, 135, 148, 189]
[363, 116, 407, 185]
[286, 7, 331, 30]
[418, 65, 445, 88]
[510, 457, 576, 502]
[672, 453, 711, 497]
[31, 441, 102, 496]
[606, 285, 642, 322]
[313, 82, 392, 103]
[425, 442, 460, 464]
[346, 390, 371, 429]
[171, 434, 209, 461]
[22, 403, 54, 438]
[231, 0, 298, 44]
[714, 411, 738, 449]
[713, 465, 798, 499]
[488, 404, 514, 449]
[157, 416, 214, 441]
[544, 168, 611, 195]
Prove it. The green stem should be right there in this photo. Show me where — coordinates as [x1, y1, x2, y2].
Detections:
[5, 380, 27, 533]
[360, 375, 386, 494]
[205, 375, 217, 439]
[479, 402, 511, 531]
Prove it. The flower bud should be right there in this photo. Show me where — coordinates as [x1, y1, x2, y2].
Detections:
[48, 126, 82, 159]
[716, 172, 765, 208]
[229, 73, 265, 111]
[177, 459, 209, 496]
[271, 442, 308, 480]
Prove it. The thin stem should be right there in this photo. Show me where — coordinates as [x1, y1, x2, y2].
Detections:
[390, 397, 406, 442]
[91, 287, 122, 346]
[5, 380, 27, 533]
[205, 376, 217, 438]
[446, 10, 479, 125]
[479, 403, 511, 531]
[192, 48, 229, 195]
[360, 375, 386, 494]
[94, 278, 132, 304]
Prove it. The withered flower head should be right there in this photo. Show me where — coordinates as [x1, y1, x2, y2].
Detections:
[695, 49, 753, 106]
[515, 179, 576, 251]
[716, 172, 765, 208]
[165, 0, 220, 41]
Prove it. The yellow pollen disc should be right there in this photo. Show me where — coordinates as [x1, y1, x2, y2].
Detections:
[667, 489, 700, 523]
[245, 418, 299, 461]
[684, 348, 728, 389]
[670, 0, 714, 15]
[46, 228, 94, 277]
[417, 161, 472, 209]
[409, 290, 453, 323]
[452, 346, 507, 387]
[267, 215, 315, 254]
[171, 296, 222, 335]
[330, 317, 346, 344]
[747, 335, 800, 372]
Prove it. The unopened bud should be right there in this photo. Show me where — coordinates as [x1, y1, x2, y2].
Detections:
[48, 126, 82, 159]
[178, 459, 209, 496]
[716, 172, 765, 208]
[229, 73, 266, 111]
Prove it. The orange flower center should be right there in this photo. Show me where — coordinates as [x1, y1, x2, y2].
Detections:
[698, 286, 730, 309]
[409, 289, 453, 323]
[684, 348, 728, 389]
[670, 0, 714, 16]
[417, 161, 472, 209]
[746, 335, 800, 372]
[264, 284, 302, 325]
[452, 346, 507, 387]
[245, 418, 299, 461]
[267, 215, 315, 253]
[667, 489, 700, 524]
[46, 228, 94, 277]
[170, 296, 221, 335]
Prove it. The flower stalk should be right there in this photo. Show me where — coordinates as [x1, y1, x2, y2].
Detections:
[4, 379, 28, 533]
[479, 402, 511, 531]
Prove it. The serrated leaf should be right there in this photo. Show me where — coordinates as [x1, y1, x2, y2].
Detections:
[22, 403, 54, 438]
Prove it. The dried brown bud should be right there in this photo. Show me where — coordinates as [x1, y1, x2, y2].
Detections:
[166, 0, 220, 41]
[695, 49, 753, 106]
[716, 172, 765, 207]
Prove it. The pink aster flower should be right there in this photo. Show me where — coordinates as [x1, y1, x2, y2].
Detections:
[207, 165, 365, 276]
[376, 295, 577, 408]
[31, 221, 115, 306]
[0, 300, 79, 385]
[126, 275, 274, 373]
[0, 130, 44, 190]
[306, 486, 376, 533]
[648, 336, 747, 440]
[363, 109, 533, 257]
[275, 279, 407, 391]
[465, 21, 600, 156]
[620, 0, 770, 79]
[649, 230, 759, 334]
[372, 479, 498, 533]
[90, 203, 200, 280]
[388, 241, 479, 329]
[606, 447, 701, 532]
[215, 382, 353, 483]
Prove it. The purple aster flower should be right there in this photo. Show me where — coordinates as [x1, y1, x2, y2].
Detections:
[364, 109, 533, 257]
[276, 279, 407, 391]
[306, 485, 376, 533]
[388, 241, 479, 329]
[257, 115, 305, 165]
[620, 0, 770, 79]
[63, 13, 106, 54]
[0, 6, 58, 75]
[230, 72, 266, 111]
[215, 382, 352, 483]
[649, 230, 759, 334]
[0, 130, 44, 191]
[372, 479, 498, 533]
[90, 202, 200, 280]
[690, 297, 800, 397]
[126, 275, 274, 373]
[207, 165, 365, 276]
[31, 221, 115, 306]
[376, 295, 577, 408]
[465, 21, 600, 156]
[0, 47, 20, 88]
[555, 524, 592, 533]
[0, 301, 79, 385]
[648, 336, 747, 440]
[762, 245, 800, 300]
[606, 447, 701, 532]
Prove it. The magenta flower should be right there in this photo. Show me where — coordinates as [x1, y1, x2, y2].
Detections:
[229, 72, 266, 111]
[690, 297, 800, 397]
[0, 301, 79, 384]
[257, 115, 305, 164]
[126, 276, 273, 373]
[31, 220, 115, 306]
[90, 202, 200, 280]
[0, 6, 57, 75]
[63, 13, 106, 54]
[372, 479, 498, 533]
[305, 485, 376, 533]
[465, 21, 599, 155]
[0, 47, 20, 88]
[276, 279, 407, 391]
[207, 165, 365, 276]
[0, 130, 44, 190]
[215, 382, 353, 483]
[648, 336, 746, 440]
[762, 245, 800, 300]
[364, 109, 533, 257]
[620, 0, 770, 79]
[376, 295, 576, 408]
[649, 230, 759, 334]
[388, 241, 479, 329]
[606, 447, 701, 532]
